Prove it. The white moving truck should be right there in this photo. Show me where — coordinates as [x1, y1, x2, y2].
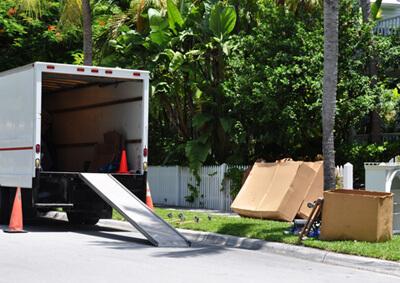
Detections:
[0, 62, 190, 247]
[0, 62, 149, 225]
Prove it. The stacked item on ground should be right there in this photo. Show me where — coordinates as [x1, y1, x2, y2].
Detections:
[320, 189, 394, 242]
[88, 131, 125, 173]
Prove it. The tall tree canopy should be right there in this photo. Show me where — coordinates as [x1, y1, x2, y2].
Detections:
[1, 0, 400, 180]
[0, 0, 82, 71]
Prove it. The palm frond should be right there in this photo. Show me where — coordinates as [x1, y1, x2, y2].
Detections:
[59, 0, 83, 28]
[14, 0, 47, 19]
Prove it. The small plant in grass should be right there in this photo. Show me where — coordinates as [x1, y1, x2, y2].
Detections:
[113, 209, 125, 221]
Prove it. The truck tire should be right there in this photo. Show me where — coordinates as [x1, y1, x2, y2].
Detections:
[67, 212, 99, 225]
[0, 187, 11, 225]
[21, 188, 37, 221]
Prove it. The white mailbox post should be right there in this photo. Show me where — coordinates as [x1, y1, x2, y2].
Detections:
[365, 161, 400, 234]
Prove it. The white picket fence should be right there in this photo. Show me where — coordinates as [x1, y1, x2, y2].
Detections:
[147, 164, 248, 211]
[148, 163, 354, 212]
[375, 15, 400, 36]
[336, 163, 354, 190]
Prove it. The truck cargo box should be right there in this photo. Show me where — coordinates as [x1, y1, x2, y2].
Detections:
[0, 62, 150, 224]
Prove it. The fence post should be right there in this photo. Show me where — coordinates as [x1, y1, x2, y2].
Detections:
[176, 165, 181, 206]
[221, 163, 227, 211]
[343, 162, 353, 190]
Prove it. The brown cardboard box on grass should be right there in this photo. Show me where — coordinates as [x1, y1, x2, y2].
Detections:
[231, 160, 322, 222]
[320, 189, 394, 242]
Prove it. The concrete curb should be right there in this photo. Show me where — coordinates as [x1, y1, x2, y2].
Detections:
[41, 212, 400, 277]
[179, 229, 400, 277]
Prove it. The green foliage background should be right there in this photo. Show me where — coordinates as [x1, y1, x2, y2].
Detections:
[0, 0, 82, 71]
[1, 0, 400, 185]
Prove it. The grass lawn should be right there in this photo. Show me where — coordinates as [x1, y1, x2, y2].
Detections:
[113, 208, 400, 262]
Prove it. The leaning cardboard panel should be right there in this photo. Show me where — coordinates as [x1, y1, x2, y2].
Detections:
[320, 189, 394, 242]
[231, 161, 320, 221]
[297, 162, 324, 219]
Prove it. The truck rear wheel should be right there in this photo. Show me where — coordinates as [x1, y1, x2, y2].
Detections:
[67, 212, 99, 225]
[0, 187, 11, 225]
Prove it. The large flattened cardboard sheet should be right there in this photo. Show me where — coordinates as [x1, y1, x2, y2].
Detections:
[231, 161, 321, 221]
[231, 162, 279, 214]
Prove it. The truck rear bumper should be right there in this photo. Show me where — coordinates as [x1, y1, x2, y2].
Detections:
[32, 169, 147, 214]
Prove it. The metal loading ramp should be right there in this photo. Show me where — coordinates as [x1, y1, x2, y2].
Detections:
[79, 173, 191, 247]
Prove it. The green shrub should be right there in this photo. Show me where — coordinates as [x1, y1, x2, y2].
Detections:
[222, 167, 246, 200]
[335, 141, 400, 186]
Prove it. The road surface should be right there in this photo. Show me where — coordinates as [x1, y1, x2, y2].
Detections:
[0, 217, 398, 282]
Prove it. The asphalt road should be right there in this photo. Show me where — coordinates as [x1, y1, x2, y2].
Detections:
[0, 217, 399, 283]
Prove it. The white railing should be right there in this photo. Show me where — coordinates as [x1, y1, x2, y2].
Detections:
[147, 164, 248, 211]
[352, 133, 400, 144]
[375, 15, 400, 36]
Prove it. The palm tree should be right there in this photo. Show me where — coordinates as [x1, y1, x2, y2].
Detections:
[58, 0, 92, 65]
[322, 0, 339, 191]
[81, 0, 92, 65]
[14, 0, 93, 65]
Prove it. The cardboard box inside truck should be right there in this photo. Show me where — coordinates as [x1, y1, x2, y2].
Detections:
[231, 160, 323, 222]
[320, 189, 394, 242]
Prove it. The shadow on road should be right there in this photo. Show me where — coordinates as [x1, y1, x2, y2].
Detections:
[151, 241, 226, 258]
[0, 216, 153, 246]
[1, 216, 226, 256]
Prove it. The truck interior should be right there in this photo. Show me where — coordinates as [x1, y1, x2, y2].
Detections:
[40, 72, 144, 174]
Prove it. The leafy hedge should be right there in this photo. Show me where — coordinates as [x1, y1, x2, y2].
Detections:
[335, 141, 400, 187]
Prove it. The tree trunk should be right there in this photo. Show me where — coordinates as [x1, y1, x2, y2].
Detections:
[81, 0, 92, 66]
[322, 0, 339, 191]
[235, 0, 239, 35]
[361, 0, 381, 143]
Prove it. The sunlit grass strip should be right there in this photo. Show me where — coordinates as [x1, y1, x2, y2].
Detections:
[113, 208, 400, 261]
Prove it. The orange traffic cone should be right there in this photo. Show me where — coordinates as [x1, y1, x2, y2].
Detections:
[117, 150, 130, 174]
[4, 187, 27, 233]
[146, 181, 154, 211]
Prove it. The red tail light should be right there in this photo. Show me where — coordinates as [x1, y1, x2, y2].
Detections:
[36, 144, 40, 153]
[144, 148, 148, 157]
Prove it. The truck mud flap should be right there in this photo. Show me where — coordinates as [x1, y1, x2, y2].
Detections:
[79, 173, 191, 247]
